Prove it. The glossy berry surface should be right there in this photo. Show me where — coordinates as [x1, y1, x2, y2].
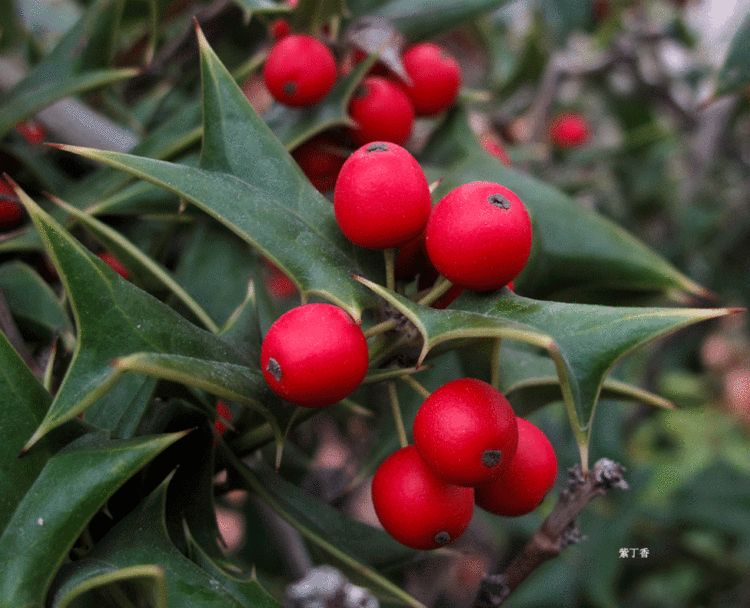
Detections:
[263, 35, 337, 107]
[372, 446, 474, 550]
[97, 252, 130, 280]
[260, 303, 368, 407]
[475, 417, 558, 516]
[270, 18, 291, 40]
[0, 179, 23, 229]
[401, 43, 461, 116]
[349, 77, 414, 146]
[414, 378, 518, 486]
[549, 112, 590, 148]
[334, 142, 431, 248]
[292, 136, 345, 193]
[425, 181, 532, 291]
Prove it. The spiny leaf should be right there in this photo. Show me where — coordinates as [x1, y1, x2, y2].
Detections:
[52, 565, 168, 608]
[13, 186, 244, 449]
[55, 26, 380, 320]
[0, 432, 185, 607]
[357, 278, 735, 459]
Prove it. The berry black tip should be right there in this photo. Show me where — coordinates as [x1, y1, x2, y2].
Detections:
[283, 81, 297, 96]
[434, 531, 451, 545]
[267, 358, 283, 381]
[482, 449, 502, 468]
[488, 194, 511, 210]
[366, 143, 389, 153]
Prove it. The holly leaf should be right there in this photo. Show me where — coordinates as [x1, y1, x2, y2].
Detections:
[0, 332, 53, 535]
[52, 476, 280, 608]
[13, 186, 245, 449]
[0, 0, 137, 137]
[0, 261, 72, 340]
[52, 564, 168, 608]
[357, 278, 735, 459]
[348, 0, 511, 40]
[421, 107, 709, 299]
[0, 432, 185, 607]
[55, 26, 380, 320]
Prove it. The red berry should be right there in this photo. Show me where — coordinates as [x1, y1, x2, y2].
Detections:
[260, 303, 368, 407]
[215, 400, 233, 435]
[97, 252, 130, 280]
[0, 179, 23, 229]
[425, 181, 532, 291]
[349, 77, 414, 146]
[292, 136, 345, 193]
[264, 35, 337, 107]
[334, 141, 431, 249]
[270, 18, 291, 40]
[394, 232, 437, 282]
[15, 120, 46, 145]
[414, 378, 518, 486]
[549, 113, 590, 148]
[264, 259, 297, 298]
[372, 446, 474, 549]
[401, 43, 461, 116]
[475, 418, 557, 516]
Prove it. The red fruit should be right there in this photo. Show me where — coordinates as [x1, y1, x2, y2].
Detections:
[260, 303, 368, 407]
[372, 446, 474, 549]
[481, 135, 511, 166]
[270, 18, 291, 40]
[394, 232, 436, 282]
[215, 401, 233, 435]
[549, 112, 590, 148]
[264, 259, 297, 298]
[264, 35, 337, 107]
[401, 43, 461, 116]
[425, 182, 532, 291]
[292, 136, 345, 193]
[97, 252, 130, 280]
[476, 418, 557, 516]
[0, 179, 23, 229]
[334, 141, 431, 249]
[414, 378, 518, 486]
[349, 77, 414, 146]
[15, 120, 46, 145]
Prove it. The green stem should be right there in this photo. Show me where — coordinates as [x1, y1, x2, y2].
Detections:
[387, 382, 408, 448]
[490, 338, 502, 390]
[364, 318, 398, 338]
[417, 276, 453, 306]
[384, 248, 396, 291]
[400, 375, 431, 400]
[225, 450, 427, 608]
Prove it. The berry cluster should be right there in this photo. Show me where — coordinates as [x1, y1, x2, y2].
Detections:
[260, 24, 462, 193]
[373, 380, 557, 549]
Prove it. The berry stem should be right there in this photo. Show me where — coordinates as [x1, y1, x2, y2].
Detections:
[384, 248, 396, 291]
[387, 381, 408, 448]
[363, 318, 398, 338]
[400, 375, 431, 399]
[490, 338, 502, 390]
[417, 276, 453, 306]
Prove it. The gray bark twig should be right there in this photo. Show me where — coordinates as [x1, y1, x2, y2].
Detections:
[474, 458, 628, 608]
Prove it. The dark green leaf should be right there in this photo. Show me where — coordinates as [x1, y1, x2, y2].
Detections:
[0, 332, 53, 535]
[52, 564, 168, 608]
[53, 476, 280, 608]
[56, 27, 379, 320]
[15, 188, 244, 448]
[293, 0, 345, 31]
[0, 432, 184, 607]
[349, 0, 511, 40]
[358, 278, 733, 457]
[0, 261, 72, 339]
